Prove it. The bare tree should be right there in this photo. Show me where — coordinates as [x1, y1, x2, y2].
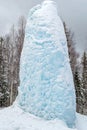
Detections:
[63, 22, 79, 75]
[63, 22, 80, 113]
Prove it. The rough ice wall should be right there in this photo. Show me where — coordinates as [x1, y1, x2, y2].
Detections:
[18, 0, 76, 128]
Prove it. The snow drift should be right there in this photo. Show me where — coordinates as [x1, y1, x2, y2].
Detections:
[18, 0, 76, 128]
[0, 104, 87, 130]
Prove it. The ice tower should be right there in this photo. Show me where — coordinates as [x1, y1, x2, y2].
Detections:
[18, 0, 76, 128]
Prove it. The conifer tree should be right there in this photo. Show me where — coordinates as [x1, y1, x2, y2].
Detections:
[0, 37, 9, 107]
[74, 67, 81, 113]
[81, 51, 87, 114]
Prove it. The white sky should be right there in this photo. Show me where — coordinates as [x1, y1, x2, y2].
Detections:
[0, 0, 87, 53]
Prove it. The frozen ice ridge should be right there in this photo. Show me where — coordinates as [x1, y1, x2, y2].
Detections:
[18, 0, 76, 128]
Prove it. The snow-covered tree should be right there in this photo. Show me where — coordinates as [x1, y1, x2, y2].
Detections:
[74, 67, 82, 113]
[0, 37, 9, 107]
[81, 52, 87, 114]
[2, 17, 26, 106]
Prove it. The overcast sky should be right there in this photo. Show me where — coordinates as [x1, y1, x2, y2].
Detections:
[0, 0, 87, 53]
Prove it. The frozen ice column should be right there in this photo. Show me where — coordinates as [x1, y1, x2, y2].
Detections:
[18, 0, 76, 128]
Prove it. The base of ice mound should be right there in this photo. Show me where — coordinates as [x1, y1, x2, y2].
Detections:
[0, 104, 78, 130]
[0, 104, 87, 130]
[18, 0, 76, 128]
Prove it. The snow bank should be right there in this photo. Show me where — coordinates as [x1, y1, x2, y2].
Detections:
[0, 104, 76, 130]
[76, 113, 87, 130]
[0, 104, 87, 130]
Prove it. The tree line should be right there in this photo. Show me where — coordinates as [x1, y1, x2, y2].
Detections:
[64, 22, 87, 115]
[0, 17, 87, 115]
[0, 16, 26, 107]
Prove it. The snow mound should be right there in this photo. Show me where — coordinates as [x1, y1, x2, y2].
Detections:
[0, 104, 87, 130]
[0, 104, 77, 130]
[18, 0, 76, 128]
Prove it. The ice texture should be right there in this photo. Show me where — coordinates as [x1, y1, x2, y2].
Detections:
[18, 0, 76, 128]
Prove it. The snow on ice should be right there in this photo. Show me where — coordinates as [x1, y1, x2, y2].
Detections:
[18, 0, 76, 128]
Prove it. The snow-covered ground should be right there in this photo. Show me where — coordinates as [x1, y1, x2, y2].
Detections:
[0, 103, 86, 130]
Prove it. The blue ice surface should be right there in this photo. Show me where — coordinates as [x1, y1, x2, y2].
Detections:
[18, 0, 76, 128]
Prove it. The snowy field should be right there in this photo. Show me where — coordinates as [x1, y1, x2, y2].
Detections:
[0, 103, 86, 130]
